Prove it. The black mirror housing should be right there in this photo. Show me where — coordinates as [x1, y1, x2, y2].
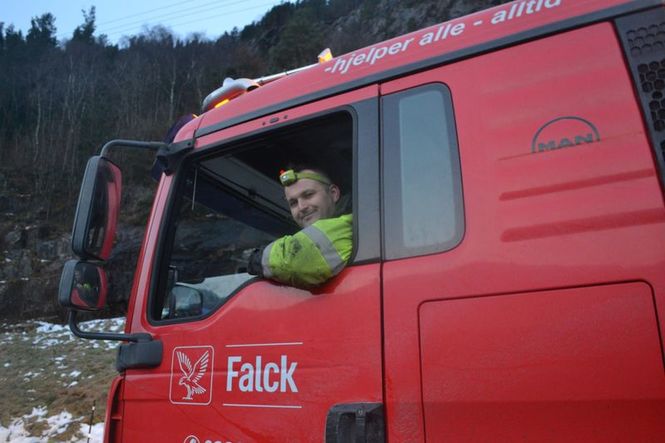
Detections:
[71, 156, 122, 261]
[58, 260, 109, 311]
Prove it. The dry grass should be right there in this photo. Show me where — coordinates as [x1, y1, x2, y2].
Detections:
[0, 319, 121, 441]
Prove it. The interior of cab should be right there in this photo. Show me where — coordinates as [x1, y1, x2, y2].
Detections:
[153, 110, 353, 321]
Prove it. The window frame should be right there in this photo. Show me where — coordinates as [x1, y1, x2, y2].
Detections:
[147, 104, 371, 325]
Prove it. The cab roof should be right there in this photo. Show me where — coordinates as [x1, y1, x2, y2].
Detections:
[193, 0, 656, 140]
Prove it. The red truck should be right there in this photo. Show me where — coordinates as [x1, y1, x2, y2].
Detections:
[59, 0, 665, 441]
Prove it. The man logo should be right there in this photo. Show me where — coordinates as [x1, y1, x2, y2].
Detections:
[531, 116, 600, 153]
[170, 346, 214, 405]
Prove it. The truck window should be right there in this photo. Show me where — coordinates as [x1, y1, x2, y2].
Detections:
[382, 83, 464, 259]
[151, 111, 353, 322]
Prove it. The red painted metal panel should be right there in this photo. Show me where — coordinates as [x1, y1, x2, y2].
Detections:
[103, 376, 124, 443]
[382, 22, 665, 442]
[125, 173, 173, 334]
[419, 283, 665, 441]
[121, 86, 382, 442]
[122, 266, 382, 442]
[196, 85, 379, 149]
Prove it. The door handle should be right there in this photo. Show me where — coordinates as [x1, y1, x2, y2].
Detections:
[325, 402, 384, 443]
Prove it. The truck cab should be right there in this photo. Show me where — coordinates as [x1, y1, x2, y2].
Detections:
[60, 1, 665, 441]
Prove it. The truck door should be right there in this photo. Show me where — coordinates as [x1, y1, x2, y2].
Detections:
[119, 86, 383, 442]
[380, 21, 665, 442]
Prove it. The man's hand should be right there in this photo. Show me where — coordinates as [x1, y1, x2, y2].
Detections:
[247, 248, 264, 277]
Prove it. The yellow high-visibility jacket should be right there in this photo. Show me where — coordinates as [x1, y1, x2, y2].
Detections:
[254, 214, 353, 288]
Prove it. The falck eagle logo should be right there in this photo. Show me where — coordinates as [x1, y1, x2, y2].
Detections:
[177, 350, 209, 399]
[169, 346, 214, 405]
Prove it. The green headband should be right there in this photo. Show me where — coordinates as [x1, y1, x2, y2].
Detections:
[279, 169, 331, 187]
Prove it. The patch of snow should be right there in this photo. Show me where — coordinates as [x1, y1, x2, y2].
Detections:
[68, 370, 81, 378]
[76, 422, 105, 443]
[0, 407, 104, 442]
[44, 411, 76, 436]
[29, 407, 47, 418]
[3, 362, 10, 367]
[35, 322, 69, 334]
[0, 419, 37, 442]
[0, 409, 48, 439]
[22, 371, 42, 379]
[31, 322, 77, 349]
[35, 338, 70, 348]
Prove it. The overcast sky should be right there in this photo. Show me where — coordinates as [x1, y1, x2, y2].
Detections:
[2, 0, 288, 44]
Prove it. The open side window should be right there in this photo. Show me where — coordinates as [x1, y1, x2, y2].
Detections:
[150, 111, 354, 322]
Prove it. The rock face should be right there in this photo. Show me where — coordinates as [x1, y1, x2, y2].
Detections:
[0, 217, 147, 321]
[0, 221, 71, 321]
[0, 169, 149, 321]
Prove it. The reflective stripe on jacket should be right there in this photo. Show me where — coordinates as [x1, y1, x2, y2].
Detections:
[261, 214, 352, 288]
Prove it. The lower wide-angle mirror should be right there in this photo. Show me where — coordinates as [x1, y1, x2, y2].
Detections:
[58, 260, 108, 311]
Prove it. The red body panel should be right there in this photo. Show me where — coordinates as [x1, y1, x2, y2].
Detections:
[420, 283, 665, 441]
[120, 87, 382, 442]
[382, 22, 665, 441]
[122, 269, 382, 442]
[104, 376, 124, 442]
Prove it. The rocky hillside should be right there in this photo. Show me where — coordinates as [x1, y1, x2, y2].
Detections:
[0, 168, 70, 321]
[0, 162, 155, 321]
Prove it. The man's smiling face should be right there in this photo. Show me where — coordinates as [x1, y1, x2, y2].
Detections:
[284, 171, 340, 228]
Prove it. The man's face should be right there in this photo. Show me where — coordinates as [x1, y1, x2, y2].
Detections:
[284, 172, 340, 228]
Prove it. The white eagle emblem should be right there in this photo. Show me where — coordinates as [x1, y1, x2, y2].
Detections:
[176, 350, 210, 400]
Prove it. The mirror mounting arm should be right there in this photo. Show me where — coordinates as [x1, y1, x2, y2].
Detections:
[99, 138, 194, 176]
[67, 310, 152, 343]
[68, 311, 163, 371]
[100, 139, 168, 158]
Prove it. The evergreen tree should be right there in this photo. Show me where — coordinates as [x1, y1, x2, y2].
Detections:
[26, 13, 57, 52]
[71, 7, 96, 44]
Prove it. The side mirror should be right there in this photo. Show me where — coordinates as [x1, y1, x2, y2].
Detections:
[162, 284, 203, 319]
[58, 260, 108, 311]
[72, 156, 122, 261]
